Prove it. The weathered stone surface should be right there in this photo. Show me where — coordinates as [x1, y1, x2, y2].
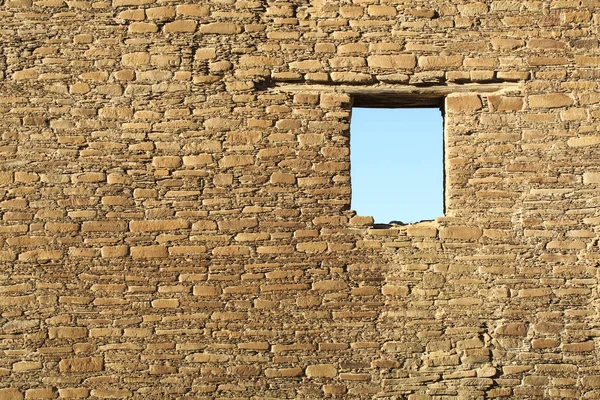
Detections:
[2, 2, 600, 398]
[58, 357, 103, 373]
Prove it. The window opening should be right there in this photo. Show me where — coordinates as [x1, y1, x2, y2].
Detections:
[350, 107, 444, 224]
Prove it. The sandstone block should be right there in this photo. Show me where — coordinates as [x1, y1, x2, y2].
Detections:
[219, 155, 254, 168]
[163, 20, 197, 33]
[265, 367, 303, 377]
[81, 221, 127, 232]
[330, 72, 373, 83]
[151, 299, 179, 308]
[176, 4, 208, 16]
[12, 361, 42, 372]
[583, 172, 600, 184]
[0, 388, 22, 400]
[529, 94, 574, 108]
[382, 285, 409, 296]
[58, 388, 89, 398]
[58, 357, 103, 373]
[121, 52, 149, 67]
[128, 22, 158, 33]
[439, 226, 482, 240]
[12, 69, 37, 80]
[131, 245, 168, 259]
[495, 323, 527, 336]
[306, 364, 337, 378]
[367, 55, 416, 69]
[89, 389, 131, 398]
[200, 23, 241, 35]
[418, 56, 463, 68]
[488, 96, 524, 111]
[446, 94, 482, 113]
[146, 6, 174, 19]
[48, 327, 87, 339]
[458, 2, 488, 15]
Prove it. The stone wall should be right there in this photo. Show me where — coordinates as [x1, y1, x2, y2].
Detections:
[1, 0, 600, 398]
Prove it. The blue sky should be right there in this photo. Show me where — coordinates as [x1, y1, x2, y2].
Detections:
[350, 108, 444, 224]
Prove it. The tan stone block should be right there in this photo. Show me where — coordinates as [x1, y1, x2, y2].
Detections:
[123, 328, 153, 337]
[168, 246, 207, 256]
[151, 299, 179, 308]
[306, 364, 337, 378]
[131, 245, 168, 259]
[146, 6, 174, 19]
[81, 221, 127, 232]
[183, 154, 213, 166]
[59, 357, 103, 373]
[212, 245, 251, 256]
[195, 48, 216, 60]
[407, 224, 437, 237]
[418, 56, 463, 68]
[12, 69, 37, 80]
[219, 155, 254, 168]
[297, 242, 327, 253]
[529, 94, 574, 108]
[323, 385, 347, 394]
[290, 60, 324, 70]
[458, 2, 488, 15]
[200, 23, 242, 35]
[382, 285, 409, 296]
[117, 9, 144, 20]
[176, 4, 208, 16]
[0, 388, 23, 400]
[231, 365, 261, 376]
[12, 361, 42, 372]
[439, 226, 482, 240]
[218, 218, 258, 231]
[57, 388, 89, 398]
[584, 172, 600, 184]
[446, 94, 482, 113]
[48, 327, 87, 339]
[330, 72, 373, 83]
[495, 323, 527, 336]
[561, 108, 587, 121]
[491, 38, 524, 50]
[136, 70, 172, 82]
[367, 55, 416, 69]
[488, 96, 524, 111]
[100, 246, 128, 258]
[18, 250, 62, 262]
[128, 22, 158, 33]
[257, 245, 294, 254]
[367, 5, 396, 16]
[121, 52, 149, 67]
[149, 365, 176, 375]
[563, 341, 594, 352]
[163, 20, 197, 33]
[193, 286, 220, 296]
[192, 220, 217, 231]
[583, 376, 600, 388]
[264, 367, 303, 377]
[531, 338, 559, 349]
[270, 173, 296, 184]
[89, 389, 131, 398]
[98, 107, 133, 119]
[152, 156, 181, 168]
[568, 136, 600, 148]
[313, 280, 347, 291]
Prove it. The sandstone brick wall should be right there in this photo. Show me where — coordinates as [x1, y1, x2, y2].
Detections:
[1, 0, 600, 398]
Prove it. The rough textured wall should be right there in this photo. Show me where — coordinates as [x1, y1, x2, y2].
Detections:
[1, 0, 600, 399]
